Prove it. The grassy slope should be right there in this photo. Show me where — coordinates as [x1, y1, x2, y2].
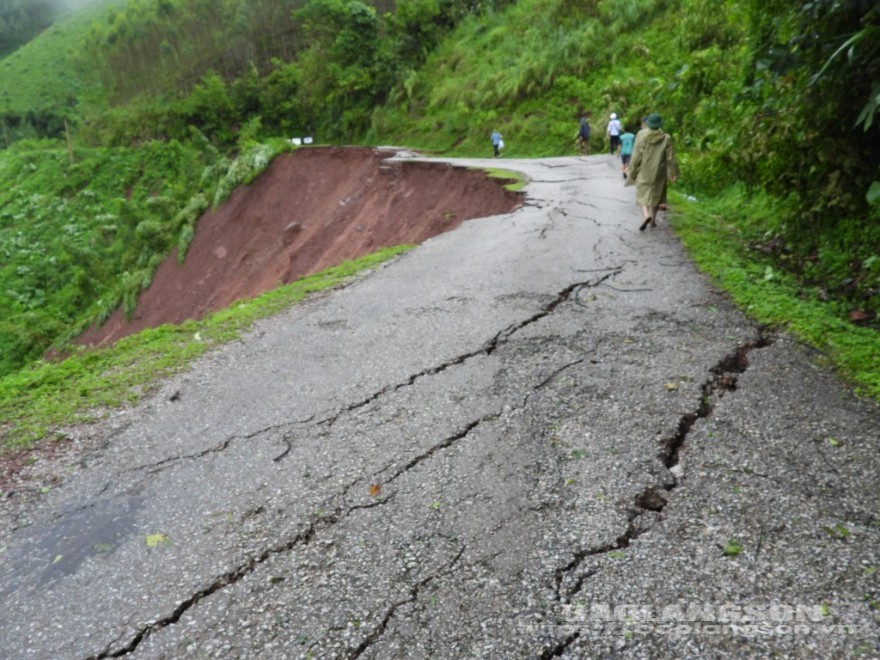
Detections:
[368, 0, 719, 159]
[0, 140, 211, 376]
[0, 1, 121, 119]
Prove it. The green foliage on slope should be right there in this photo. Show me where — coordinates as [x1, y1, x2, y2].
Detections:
[0, 1, 122, 142]
[0, 0, 63, 58]
[0, 134, 291, 378]
[79, 0, 307, 106]
[0, 139, 201, 375]
[371, 0, 743, 171]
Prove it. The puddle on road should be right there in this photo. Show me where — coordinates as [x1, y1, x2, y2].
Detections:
[1, 495, 143, 597]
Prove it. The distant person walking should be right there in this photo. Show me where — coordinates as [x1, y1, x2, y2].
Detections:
[576, 117, 591, 156]
[606, 113, 622, 155]
[618, 127, 636, 178]
[625, 113, 679, 231]
[491, 130, 503, 157]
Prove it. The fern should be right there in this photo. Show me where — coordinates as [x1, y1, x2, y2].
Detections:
[178, 225, 195, 262]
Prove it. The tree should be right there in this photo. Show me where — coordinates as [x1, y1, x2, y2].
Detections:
[737, 1, 880, 226]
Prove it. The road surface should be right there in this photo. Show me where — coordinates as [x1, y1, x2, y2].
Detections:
[2, 154, 878, 658]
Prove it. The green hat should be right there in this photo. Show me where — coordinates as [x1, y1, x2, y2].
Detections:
[646, 113, 662, 129]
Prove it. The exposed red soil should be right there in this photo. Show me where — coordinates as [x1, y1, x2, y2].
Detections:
[77, 146, 522, 348]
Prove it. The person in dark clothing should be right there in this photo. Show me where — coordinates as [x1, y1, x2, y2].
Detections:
[576, 117, 591, 156]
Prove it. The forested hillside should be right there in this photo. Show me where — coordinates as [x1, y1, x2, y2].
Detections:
[0, 0, 878, 400]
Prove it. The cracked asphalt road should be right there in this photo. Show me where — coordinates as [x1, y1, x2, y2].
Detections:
[2, 155, 879, 658]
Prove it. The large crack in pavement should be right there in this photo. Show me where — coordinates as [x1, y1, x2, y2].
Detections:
[85, 274, 621, 658]
[280, 272, 618, 446]
[541, 330, 777, 657]
[660, 331, 774, 480]
[89, 491, 392, 658]
[89, 412, 486, 657]
[347, 547, 466, 658]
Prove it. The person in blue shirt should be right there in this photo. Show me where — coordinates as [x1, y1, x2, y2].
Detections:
[618, 126, 636, 179]
[491, 130, 502, 157]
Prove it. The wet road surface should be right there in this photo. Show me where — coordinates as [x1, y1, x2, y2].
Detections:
[2, 154, 878, 658]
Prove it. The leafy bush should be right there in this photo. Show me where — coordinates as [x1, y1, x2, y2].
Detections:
[209, 142, 284, 208]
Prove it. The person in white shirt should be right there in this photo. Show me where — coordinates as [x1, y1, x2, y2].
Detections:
[606, 112, 622, 155]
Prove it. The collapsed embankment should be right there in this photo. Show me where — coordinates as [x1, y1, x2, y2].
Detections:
[77, 147, 522, 347]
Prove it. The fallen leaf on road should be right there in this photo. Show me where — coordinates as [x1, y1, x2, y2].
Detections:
[146, 533, 170, 548]
[369, 484, 382, 497]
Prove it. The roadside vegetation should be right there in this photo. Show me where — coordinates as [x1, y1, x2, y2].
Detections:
[671, 189, 880, 398]
[0, 133, 291, 377]
[0, 0, 878, 451]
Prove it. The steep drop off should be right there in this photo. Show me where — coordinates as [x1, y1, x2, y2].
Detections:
[77, 147, 523, 347]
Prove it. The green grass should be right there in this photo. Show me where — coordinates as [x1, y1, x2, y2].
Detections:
[0, 245, 412, 453]
[483, 167, 528, 191]
[723, 538, 744, 557]
[670, 190, 880, 399]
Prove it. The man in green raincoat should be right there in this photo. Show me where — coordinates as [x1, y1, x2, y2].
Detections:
[625, 113, 679, 231]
